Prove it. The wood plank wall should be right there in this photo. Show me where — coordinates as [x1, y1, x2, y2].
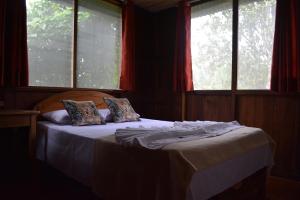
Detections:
[185, 93, 300, 180]
[134, 90, 300, 180]
[186, 93, 233, 121]
[132, 90, 300, 180]
[128, 7, 183, 121]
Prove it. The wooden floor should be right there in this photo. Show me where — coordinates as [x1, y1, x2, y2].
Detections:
[267, 176, 300, 200]
[0, 162, 299, 200]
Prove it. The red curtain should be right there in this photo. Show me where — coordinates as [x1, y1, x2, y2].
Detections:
[173, 0, 193, 92]
[271, 0, 300, 92]
[0, 0, 28, 87]
[120, 0, 135, 91]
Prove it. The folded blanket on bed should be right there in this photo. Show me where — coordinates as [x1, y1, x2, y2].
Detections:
[115, 121, 243, 149]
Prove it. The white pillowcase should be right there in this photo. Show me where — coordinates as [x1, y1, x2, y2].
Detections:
[42, 110, 71, 125]
[42, 108, 113, 124]
[98, 108, 113, 122]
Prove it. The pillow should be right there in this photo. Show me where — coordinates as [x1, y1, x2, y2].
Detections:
[42, 110, 71, 125]
[103, 97, 140, 123]
[98, 108, 113, 122]
[62, 100, 105, 126]
[42, 108, 112, 124]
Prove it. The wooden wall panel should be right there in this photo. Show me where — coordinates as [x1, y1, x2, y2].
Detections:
[269, 96, 299, 178]
[124, 91, 182, 121]
[127, 7, 180, 121]
[186, 94, 233, 122]
[152, 91, 181, 121]
[152, 8, 176, 92]
[238, 95, 299, 179]
[186, 93, 300, 180]
[134, 7, 155, 93]
[237, 96, 275, 129]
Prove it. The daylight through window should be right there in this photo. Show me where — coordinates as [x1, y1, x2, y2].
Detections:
[238, 0, 276, 89]
[191, 0, 276, 90]
[191, 0, 233, 90]
[26, 0, 121, 89]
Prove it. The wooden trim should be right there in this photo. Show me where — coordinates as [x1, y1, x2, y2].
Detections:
[236, 90, 300, 96]
[232, 0, 238, 92]
[186, 90, 300, 97]
[231, 0, 238, 120]
[6, 87, 298, 97]
[187, 90, 232, 95]
[181, 92, 186, 121]
[72, 0, 79, 88]
[1, 86, 124, 94]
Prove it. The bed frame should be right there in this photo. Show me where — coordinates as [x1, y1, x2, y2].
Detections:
[33, 90, 268, 200]
[34, 90, 114, 116]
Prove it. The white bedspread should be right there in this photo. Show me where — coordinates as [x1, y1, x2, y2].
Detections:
[36, 119, 173, 185]
[36, 118, 273, 200]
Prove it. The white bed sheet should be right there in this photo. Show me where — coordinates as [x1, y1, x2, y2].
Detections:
[36, 118, 272, 200]
[37, 118, 173, 185]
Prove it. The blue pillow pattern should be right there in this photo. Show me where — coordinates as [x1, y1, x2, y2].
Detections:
[103, 97, 140, 123]
[62, 100, 105, 126]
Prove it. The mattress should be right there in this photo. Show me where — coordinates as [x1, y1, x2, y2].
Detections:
[36, 118, 273, 200]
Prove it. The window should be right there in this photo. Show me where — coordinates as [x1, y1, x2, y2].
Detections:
[26, 0, 121, 89]
[77, 0, 121, 89]
[238, 0, 276, 89]
[191, 0, 276, 90]
[27, 0, 73, 87]
[191, 0, 233, 90]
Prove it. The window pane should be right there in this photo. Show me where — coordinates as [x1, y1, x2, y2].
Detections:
[27, 0, 73, 87]
[191, 0, 232, 90]
[77, 0, 121, 89]
[238, 0, 276, 89]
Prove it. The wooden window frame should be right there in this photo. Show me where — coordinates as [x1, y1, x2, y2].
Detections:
[191, 0, 275, 94]
[27, 0, 122, 89]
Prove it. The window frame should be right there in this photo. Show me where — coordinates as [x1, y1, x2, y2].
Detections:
[26, 0, 122, 89]
[191, 0, 276, 93]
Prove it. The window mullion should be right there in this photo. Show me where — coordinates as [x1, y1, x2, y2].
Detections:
[232, 0, 238, 92]
[72, 0, 78, 88]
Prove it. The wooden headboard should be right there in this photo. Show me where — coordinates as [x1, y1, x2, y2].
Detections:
[34, 90, 114, 115]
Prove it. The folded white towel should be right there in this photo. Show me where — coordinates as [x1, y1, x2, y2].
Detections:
[115, 121, 243, 149]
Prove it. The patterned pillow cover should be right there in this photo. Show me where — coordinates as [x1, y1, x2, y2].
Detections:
[62, 100, 105, 126]
[103, 97, 140, 123]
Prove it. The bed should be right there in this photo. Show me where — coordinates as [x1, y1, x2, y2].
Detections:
[34, 91, 274, 200]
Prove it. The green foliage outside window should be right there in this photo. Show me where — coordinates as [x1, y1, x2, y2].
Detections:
[191, 0, 276, 90]
[27, 0, 121, 89]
